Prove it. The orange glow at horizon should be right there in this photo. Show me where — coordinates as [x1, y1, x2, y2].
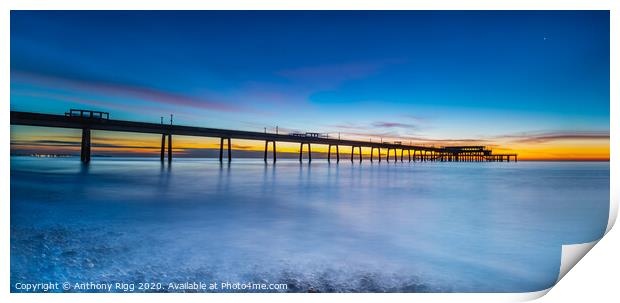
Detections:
[10, 126, 610, 161]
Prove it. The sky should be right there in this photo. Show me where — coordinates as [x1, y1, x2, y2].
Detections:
[10, 11, 610, 160]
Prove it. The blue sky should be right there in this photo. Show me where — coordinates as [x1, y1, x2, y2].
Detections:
[10, 11, 610, 159]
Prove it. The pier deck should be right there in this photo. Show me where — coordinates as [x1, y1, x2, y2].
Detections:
[11, 111, 517, 163]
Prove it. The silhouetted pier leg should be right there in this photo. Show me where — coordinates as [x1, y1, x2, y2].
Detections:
[167, 134, 172, 162]
[370, 147, 374, 162]
[408, 149, 412, 162]
[219, 138, 231, 162]
[264, 141, 276, 163]
[219, 138, 224, 162]
[160, 134, 166, 162]
[400, 149, 404, 162]
[350, 147, 355, 162]
[299, 143, 311, 162]
[336, 145, 340, 163]
[227, 138, 232, 162]
[378, 148, 381, 162]
[350, 146, 362, 163]
[327, 144, 337, 163]
[386, 148, 390, 162]
[515, 155, 518, 162]
[80, 128, 91, 163]
[328, 145, 332, 162]
[358, 146, 362, 163]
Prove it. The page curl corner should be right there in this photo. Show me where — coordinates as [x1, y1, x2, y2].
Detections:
[556, 240, 599, 283]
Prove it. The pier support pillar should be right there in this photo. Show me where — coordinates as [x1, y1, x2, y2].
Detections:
[328, 144, 332, 162]
[219, 137, 232, 162]
[371, 147, 381, 162]
[299, 143, 311, 162]
[160, 133, 166, 162]
[336, 145, 339, 162]
[328, 144, 339, 163]
[264, 140, 277, 163]
[228, 138, 232, 162]
[388, 148, 396, 162]
[167, 134, 172, 162]
[351, 146, 354, 162]
[370, 147, 374, 162]
[80, 128, 91, 163]
[350, 146, 362, 163]
[359, 146, 362, 162]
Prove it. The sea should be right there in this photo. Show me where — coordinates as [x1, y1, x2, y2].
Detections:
[10, 157, 610, 293]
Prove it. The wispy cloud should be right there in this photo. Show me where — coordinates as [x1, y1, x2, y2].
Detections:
[328, 123, 368, 130]
[372, 121, 416, 129]
[11, 90, 169, 117]
[12, 70, 244, 112]
[328, 119, 419, 132]
[497, 131, 610, 143]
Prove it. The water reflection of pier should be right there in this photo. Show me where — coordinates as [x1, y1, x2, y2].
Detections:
[11, 110, 517, 163]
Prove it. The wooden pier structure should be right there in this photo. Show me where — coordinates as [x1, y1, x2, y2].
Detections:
[11, 110, 518, 163]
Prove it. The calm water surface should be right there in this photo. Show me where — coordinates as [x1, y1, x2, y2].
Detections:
[10, 157, 609, 292]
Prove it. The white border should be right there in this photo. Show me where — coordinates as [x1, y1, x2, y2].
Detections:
[1, 1, 617, 302]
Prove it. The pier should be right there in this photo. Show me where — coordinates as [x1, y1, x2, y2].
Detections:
[11, 110, 518, 163]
